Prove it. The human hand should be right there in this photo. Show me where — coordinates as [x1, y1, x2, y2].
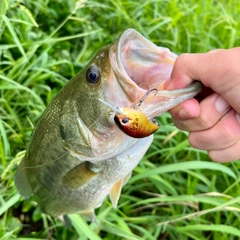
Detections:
[168, 48, 240, 162]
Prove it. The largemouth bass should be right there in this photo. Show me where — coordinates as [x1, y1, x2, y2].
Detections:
[15, 29, 202, 219]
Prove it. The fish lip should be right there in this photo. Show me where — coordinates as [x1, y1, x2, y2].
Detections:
[112, 29, 138, 85]
[109, 29, 146, 104]
[109, 28, 177, 104]
[109, 29, 147, 102]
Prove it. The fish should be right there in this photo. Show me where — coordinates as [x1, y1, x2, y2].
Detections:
[14, 29, 202, 220]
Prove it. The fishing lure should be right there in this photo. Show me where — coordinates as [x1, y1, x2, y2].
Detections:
[98, 85, 159, 138]
[114, 108, 158, 138]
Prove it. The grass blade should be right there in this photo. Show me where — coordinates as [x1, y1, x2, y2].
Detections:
[2, 15, 26, 58]
[68, 214, 101, 240]
[0, 194, 20, 216]
[177, 224, 240, 237]
[130, 161, 236, 183]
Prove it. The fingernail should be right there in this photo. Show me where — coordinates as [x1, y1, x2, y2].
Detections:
[236, 112, 240, 123]
[178, 108, 188, 118]
[215, 96, 230, 113]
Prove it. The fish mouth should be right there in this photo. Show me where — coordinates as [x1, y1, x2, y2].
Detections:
[109, 29, 202, 118]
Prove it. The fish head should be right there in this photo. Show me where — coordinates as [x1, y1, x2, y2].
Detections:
[73, 28, 201, 130]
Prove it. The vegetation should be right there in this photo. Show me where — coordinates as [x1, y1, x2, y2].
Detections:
[1, 0, 240, 239]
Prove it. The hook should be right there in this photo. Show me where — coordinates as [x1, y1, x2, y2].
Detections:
[135, 83, 158, 107]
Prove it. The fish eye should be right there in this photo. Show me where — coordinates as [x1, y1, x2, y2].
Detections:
[121, 118, 129, 124]
[86, 66, 100, 84]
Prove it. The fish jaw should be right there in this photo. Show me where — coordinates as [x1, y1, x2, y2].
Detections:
[137, 81, 203, 119]
[107, 29, 202, 119]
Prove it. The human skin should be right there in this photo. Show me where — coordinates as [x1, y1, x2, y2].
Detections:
[167, 48, 240, 162]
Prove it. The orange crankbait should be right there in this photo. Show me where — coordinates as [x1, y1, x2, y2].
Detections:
[98, 86, 159, 138]
[114, 108, 158, 138]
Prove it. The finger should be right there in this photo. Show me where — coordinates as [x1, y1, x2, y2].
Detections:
[208, 139, 240, 162]
[188, 110, 240, 150]
[195, 86, 214, 102]
[172, 93, 231, 131]
[169, 86, 212, 121]
[168, 48, 240, 113]
[169, 98, 200, 119]
[207, 49, 225, 54]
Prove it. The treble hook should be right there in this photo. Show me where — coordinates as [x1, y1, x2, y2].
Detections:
[135, 83, 158, 107]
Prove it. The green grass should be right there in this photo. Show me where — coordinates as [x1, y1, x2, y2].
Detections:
[1, 0, 240, 239]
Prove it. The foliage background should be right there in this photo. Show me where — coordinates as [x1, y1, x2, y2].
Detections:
[1, 0, 240, 239]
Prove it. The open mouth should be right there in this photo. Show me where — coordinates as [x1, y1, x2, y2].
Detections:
[110, 29, 177, 103]
[109, 29, 202, 119]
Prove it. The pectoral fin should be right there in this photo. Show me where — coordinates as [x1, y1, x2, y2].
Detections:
[62, 162, 98, 189]
[14, 157, 32, 198]
[110, 172, 132, 208]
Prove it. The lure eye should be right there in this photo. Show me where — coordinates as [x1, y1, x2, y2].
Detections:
[121, 118, 129, 124]
[86, 66, 100, 84]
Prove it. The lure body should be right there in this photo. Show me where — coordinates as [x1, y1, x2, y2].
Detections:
[114, 108, 158, 138]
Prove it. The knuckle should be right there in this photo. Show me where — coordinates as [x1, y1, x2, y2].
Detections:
[175, 54, 190, 68]
[172, 118, 187, 130]
[198, 112, 215, 130]
[208, 150, 225, 162]
[220, 120, 240, 142]
[188, 133, 204, 149]
[208, 143, 240, 162]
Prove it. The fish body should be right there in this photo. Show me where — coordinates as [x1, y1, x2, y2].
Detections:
[15, 29, 202, 218]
